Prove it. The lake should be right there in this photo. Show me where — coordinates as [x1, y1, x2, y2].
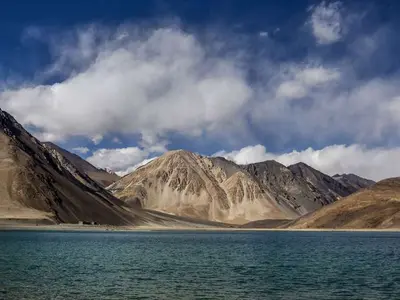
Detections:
[1, 230, 399, 299]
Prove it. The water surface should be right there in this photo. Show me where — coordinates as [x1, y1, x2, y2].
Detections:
[1, 230, 399, 299]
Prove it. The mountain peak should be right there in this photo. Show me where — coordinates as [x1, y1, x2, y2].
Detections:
[165, 149, 200, 158]
[289, 161, 314, 170]
[247, 159, 285, 167]
[43, 142, 120, 187]
[1, 108, 27, 138]
[333, 173, 375, 190]
[108, 149, 294, 223]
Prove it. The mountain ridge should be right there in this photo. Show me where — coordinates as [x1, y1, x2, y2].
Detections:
[0, 108, 381, 228]
[108, 150, 295, 224]
[0, 109, 229, 228]
[108, 149, 374, 224]
[43, 142, 119, 187]
[287, 177, 400, 229]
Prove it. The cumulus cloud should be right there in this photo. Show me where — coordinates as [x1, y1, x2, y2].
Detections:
[86, 147, 151, 175]
[1, 5, 400, 156]
[71, 147, 90, 154]
[276, 80, 308, 99]
[118, 157, 159, 176]
[296, 67, 340, 86]
[0, 27, 251, 147]
[214, 144, 274, 164]
[215, 144, 400, 181]
[275, 66, 340, 99]
[309, 1, 343, 44]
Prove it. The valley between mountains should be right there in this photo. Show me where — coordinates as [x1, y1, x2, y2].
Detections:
[1, 108, 399, 229]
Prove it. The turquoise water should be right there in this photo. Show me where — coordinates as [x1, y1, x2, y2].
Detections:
[1, 230, 399, 299]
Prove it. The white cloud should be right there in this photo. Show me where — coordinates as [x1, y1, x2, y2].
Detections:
[215, 144, 400, 181]
[259, 31, 268, 37]
[276, 80, 308, 99]
[86, 147, 150, 175]
[214, 145, 274, 164]
[309, 1, 343, 44]
[275, 66, 340, 99]
[117, 157, 159, 176]
[91, 134, 103, 145]
[1, 13, 399, 153]
[71, 147, 90, 154]
[296, 67, 340, 86]
[0, 26, 251, 148]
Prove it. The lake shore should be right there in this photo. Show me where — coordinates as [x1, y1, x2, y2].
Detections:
[1, 221, 399, 232]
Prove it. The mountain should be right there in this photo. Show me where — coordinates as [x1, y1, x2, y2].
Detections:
[0, 109, 224, 228]
[0, 109, 128, 225]
[42, 142, 119, 187]
[244, 160, 331, 215]
[109, 150, 371, 224]
[289, 178, 400, 229]
[332, 173, 375, 191]
[288, 162, 355, 204]
[108, 150, 301, 224]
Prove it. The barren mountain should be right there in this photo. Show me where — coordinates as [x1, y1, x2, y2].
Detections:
[43, 142, 119, 187]
[244, 160, 331, 215]
[110, 151, 374, 225]
[108, 150, 300, 224]
[289, 178, 400, 229]
[288, 162, 355, 204]
[332, 173, 375, 191]
[0, 109, 141, 225]
[0, 109, 223, 228]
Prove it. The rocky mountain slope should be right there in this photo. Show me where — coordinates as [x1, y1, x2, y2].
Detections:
[109, 151, 300, 224]
[43, 142, 119, 187]
[244, 160, 333, 215]
[332, 173, 375, 191]
[289, 178, 400, 229]
[0, 109, 142, 225]
[108, 151, 372, 224]
[288, 162, 356, 204]
[0, 109, 224, 228]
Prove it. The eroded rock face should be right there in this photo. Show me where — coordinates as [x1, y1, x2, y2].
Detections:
[244, 161, 327, 214]
[288, 162, 355, 204]
[109, 150, 375, 224]
[109, 150, 295, 224]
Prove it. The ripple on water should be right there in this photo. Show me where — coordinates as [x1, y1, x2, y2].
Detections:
[0, 230, 399, 299]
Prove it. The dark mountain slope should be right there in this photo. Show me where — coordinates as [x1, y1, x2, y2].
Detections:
[288, 162, 354, 204]
[43, 142, 119, 187]
[333, 173, 375, 191]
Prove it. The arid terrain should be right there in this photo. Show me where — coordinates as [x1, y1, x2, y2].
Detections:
[108, 149, 373, 224]
[1, 108, 399, 230]
[287, 177, 400, 229]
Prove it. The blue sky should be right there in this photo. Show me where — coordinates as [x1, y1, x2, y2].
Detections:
[1, 0, 400, 180]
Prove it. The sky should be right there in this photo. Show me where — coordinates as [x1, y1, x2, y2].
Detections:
[1, 0, 400, 180]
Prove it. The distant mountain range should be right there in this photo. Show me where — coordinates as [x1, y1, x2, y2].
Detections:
[108, 150, 374, 223]
[2, 108, 399, 229]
